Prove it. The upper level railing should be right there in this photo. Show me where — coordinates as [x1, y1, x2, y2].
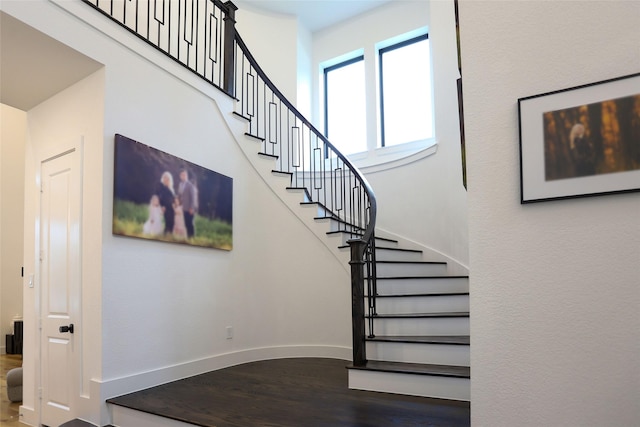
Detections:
[81, 0, 376, 366]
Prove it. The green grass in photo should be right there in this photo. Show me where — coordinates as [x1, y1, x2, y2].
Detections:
[113, 198, 232, 249]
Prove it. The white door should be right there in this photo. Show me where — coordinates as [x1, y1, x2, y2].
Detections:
[39, 149, 81, 427]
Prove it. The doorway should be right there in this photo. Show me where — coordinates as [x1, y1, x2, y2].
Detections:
[38, 149, 82, 426]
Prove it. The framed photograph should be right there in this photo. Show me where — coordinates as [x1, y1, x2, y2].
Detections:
[113, 134, 233, 250]
[518, 73, 640, 203]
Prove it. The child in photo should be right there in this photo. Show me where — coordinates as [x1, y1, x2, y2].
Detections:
[143, 194, 164, 236]
[173, 197, 188, 239]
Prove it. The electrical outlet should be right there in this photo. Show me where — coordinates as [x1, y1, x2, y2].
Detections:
[226, 326, 233, 339]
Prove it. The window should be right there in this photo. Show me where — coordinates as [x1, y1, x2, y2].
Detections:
[320, 30, 434, 168]
[323, 56, 367, 155]
[379, 34, 432, 148]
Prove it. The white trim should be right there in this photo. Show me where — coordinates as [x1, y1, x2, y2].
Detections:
[97, 345, 351, 400]
[357, 139, 438, 174]
[18, 405, 37, 427]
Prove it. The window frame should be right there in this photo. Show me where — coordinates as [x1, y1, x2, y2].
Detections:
[378, 33, 431, 148]
[318, 28, 436, 171]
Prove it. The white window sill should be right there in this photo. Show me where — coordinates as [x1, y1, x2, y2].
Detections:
[347, 138, 438, 174]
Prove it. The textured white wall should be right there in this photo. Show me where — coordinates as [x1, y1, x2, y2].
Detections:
[460, 1, 640, 426]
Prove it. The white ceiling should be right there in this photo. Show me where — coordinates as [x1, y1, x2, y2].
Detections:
[234, 0, 392, 33]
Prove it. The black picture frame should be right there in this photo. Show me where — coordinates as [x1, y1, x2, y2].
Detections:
[518, 73, 640, 203]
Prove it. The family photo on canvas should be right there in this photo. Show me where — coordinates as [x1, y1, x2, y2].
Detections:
[143, 169, 199, 240]
[113, 134, 233, 250]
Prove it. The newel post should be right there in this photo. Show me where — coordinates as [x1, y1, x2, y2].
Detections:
[349, 239, 367, 366]
[223, 1, 238, 97]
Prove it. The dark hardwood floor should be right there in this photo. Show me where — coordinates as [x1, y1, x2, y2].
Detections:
[108, 357, 470, 427]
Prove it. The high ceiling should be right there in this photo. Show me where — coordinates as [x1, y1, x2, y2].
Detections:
[234, 0, 392, 33]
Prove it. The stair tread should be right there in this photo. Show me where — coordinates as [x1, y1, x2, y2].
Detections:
[376, 260, 446, 265]
[243, 131, 262, 141]
[257, 152, 278, 159]
[367, 335, 470, 345]
[326, 230, 398, 243]
[315, 216, 364, 230]
[375, 275, 469, 280]
[375, 247, 423, 253]
[366, 291, 469, 297]
[348, 360, 470, 379]
[366, 311, 470, 318]
[339, 244, 406, 250]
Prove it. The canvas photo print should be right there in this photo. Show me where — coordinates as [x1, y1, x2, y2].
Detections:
[113, 134, 233, 250]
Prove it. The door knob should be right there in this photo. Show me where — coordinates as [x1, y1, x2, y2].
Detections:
[59, 324, 74, 334]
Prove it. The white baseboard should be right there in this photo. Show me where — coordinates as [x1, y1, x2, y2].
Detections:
[98, 345, 350, 401]
[18, 405, 37, 426]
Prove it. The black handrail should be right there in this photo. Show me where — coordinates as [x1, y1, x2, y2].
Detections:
[80, 0, 377, 367]
[232, 33, 376, 234]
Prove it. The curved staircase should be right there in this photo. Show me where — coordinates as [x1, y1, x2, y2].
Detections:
[81, 0, 470, 402]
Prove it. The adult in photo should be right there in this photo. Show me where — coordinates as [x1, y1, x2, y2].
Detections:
[177, 168, 198, 238]
[569, 122, 595, 177]
[156, 171, 176, 235]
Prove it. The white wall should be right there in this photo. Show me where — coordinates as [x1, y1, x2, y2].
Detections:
[312, 1, 469, 269]
[235, 6, 299, 104]
[5, 1, 351, 424]
[460, 1, 640, 426]
[0, 104, 26, 353]
[99, 41, 351, 383]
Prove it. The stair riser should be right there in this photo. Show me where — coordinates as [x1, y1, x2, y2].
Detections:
[376, 262, 447, 277]
[368, 295, 469, 314]
[376, 277, 469, 294]
[374, 249, 423, 262]
[367, 317, 469, 336]
[366, 342, 469, 366]
[348, 369, 470, 401]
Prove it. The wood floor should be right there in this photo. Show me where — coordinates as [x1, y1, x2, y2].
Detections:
[1, 353, 22, 427]
[108, 357, 470, 427]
